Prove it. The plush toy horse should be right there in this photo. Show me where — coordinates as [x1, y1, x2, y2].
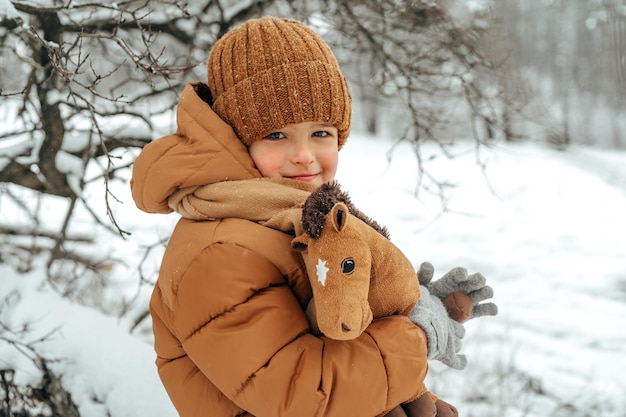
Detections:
[291, 184, 419, 340]
[291, 181, 471, 417]
[291, 181, 471, 340]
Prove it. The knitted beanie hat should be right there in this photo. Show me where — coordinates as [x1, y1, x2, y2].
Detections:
[207, 16, 352, 148]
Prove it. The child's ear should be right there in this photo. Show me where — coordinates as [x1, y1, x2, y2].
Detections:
[330, 203, 349, 232]
[291, 235, 309, 252]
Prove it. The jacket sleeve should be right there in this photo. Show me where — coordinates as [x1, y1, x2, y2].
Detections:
[170, 242, 429, 417]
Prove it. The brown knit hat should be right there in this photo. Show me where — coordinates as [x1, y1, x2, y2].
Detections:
[207, 16, 352, 148]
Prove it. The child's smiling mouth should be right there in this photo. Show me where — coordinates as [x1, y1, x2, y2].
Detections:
[287, 173, 319, 182]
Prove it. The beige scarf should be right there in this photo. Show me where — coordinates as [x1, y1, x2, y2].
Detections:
[167, 178, 318, 235]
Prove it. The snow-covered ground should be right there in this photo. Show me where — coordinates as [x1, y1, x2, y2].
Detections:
[1, 135, 626, 417]
[338, 137, 626, 417]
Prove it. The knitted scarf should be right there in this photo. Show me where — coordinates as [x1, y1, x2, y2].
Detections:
[167, 178, 318, 235]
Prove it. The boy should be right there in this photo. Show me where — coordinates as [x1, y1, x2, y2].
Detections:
[131, 16, 495, 417]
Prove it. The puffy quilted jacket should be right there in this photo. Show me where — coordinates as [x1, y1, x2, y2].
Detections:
[130, 83, 429, 417]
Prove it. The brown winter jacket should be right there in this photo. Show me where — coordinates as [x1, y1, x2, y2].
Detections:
[130, 82, 429, 417]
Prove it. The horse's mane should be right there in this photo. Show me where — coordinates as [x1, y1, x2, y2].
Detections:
[301, 181, 390, 239]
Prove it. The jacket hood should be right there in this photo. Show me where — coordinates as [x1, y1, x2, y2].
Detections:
[131, 82, 261, 214]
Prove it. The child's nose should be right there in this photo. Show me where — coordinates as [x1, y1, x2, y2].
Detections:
[289, 139, 314, 165]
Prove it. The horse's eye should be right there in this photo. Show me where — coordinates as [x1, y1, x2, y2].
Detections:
[341, 258, 355, 275]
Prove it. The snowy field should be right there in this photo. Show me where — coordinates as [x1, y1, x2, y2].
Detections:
[2, 134, 626, 417]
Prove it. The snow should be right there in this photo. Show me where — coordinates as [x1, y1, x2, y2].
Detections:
[337, 138, 626, 416]
[55, 151, 85, 195]
[0, 0, 19, 20]
[0, 264, 176, 416]
[2, 135, 626, 417]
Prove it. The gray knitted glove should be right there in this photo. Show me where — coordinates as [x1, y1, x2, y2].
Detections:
[418, 262, 498, 320]
[408, 286, 467, 370]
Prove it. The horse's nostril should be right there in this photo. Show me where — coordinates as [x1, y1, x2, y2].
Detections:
[341, 323, 351, 332]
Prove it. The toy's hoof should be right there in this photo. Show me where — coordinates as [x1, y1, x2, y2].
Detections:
[443, 291, 473, 322]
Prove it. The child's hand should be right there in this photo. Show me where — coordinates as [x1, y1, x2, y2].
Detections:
[408, 286, 467, 369]
[418, 262, 498, 320]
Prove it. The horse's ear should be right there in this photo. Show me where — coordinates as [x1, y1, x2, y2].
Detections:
[330, 203, 349, 232]
[291, 234, 309, 252]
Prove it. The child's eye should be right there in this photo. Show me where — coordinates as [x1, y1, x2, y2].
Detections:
[312, 131, 330, 137]
[265, 131, 285, 140]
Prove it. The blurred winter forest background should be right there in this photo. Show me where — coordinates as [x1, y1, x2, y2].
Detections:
[1, 0, 625, 416]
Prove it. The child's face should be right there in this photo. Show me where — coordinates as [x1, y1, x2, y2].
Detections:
[248, 121, 339, 187]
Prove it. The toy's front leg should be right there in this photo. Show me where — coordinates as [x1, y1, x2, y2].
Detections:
[400, 397, 459, 417]
[383, 405, 409, 417]
[386, 394, 458, 417]
[433, 398, 458, 417]
[400, 393, 436, 417]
